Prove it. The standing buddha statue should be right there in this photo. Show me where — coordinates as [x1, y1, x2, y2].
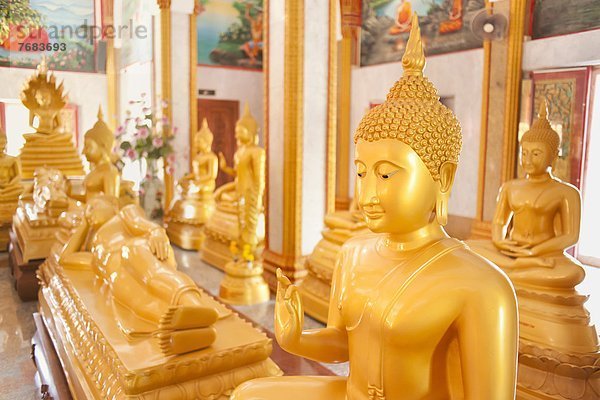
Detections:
[165, 118, 218, 249]
[19, 59, 84, 179]
[232, 15, 518, 400]
[200, 104, 265, 270]
[468, 102, 599, 399]
[0, 128, 24, 249]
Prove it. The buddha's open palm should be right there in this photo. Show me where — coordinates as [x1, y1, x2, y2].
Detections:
[274, 268, 303, 348]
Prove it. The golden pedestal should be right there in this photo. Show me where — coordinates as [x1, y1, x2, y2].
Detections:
[12, 203, 64, 263]
[297, 218, 368, 323]
[20, 133, 84, 179]
[37, 252, 282, 400]
[0, 202, 19, 250]
[200, 206, 264, 271]
[219, 260, 270, 305]
[165, 195, 215, 250]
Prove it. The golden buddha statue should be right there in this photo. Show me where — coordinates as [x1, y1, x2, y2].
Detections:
[468, 102, 599, 399]
[19, 59, 84, 179]
[165, 118, 218, 249]
[232, 16, 518, 400]
[201, 104, 265, 270]
[36, 194, 282, 399]
[0, 130, 24, 249]
[67, 107, 120, 203]
[297, 199, 368, 322]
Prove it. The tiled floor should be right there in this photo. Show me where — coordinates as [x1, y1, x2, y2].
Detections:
[0, 247, 349, 399]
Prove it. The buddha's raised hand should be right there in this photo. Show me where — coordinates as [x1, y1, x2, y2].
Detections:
[218, 152, 228, 169]
[275, 268, 304, 349]
[149, 228, 170, 261]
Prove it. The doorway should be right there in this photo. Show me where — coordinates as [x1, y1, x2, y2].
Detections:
[196, 99, 239, 188]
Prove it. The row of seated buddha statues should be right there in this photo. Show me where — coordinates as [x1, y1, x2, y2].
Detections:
[468, 102, 599, 399]
[36, 193, 281, 399]
[232, 16, 520, 399]
[9, 103, 136, 301]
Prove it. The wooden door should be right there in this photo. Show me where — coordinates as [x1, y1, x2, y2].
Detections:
[196, 99, 239, 188]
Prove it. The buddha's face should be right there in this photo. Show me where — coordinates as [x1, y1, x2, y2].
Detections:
[83, 138, 103, 163]
[521, 141, 552, 176]
[235, 124, 253, 145]
[355, 139, 438, 234]
[197, 137, 212, 153]
[35, 88, 51, 107]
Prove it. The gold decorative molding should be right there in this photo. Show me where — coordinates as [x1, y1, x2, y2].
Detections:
[500, 0, 527, 183]
[158, 0, 173, 206]
[325, 0, 338, 215]
[189, 0, 199, 168]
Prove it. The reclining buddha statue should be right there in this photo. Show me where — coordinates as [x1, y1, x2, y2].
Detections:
[37, 195, 281, 399]
[165, 118, 218, 249]
[468, 101, 599, 399]
[19, 58, 84, 179]
[0, 129, 24, 249]
[232, 15, 519, 400]
[297, 199, 368, 322]
[201, 104, 265, 270]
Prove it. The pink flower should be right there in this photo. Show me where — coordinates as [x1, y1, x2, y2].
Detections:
[161, 100, 169, 108]
[125, 148, 136, 160]
[172, 126, 178, 135]
[138, 127, 149, 138]
[166, 166, 175, 175]
[167, 153, 176, 164]
[142, 107, 151, 114]
[153, 137, 163, 147]
[141, 92, 147, 98]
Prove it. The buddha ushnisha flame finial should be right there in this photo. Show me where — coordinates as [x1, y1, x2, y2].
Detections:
[401, 14, 425, 77]
[353, 13, 461, 181]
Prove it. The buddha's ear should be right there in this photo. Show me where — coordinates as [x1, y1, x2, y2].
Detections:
[438, 162, 457, 194]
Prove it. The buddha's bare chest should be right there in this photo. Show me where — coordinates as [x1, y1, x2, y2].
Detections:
[508, 185, 560, 214]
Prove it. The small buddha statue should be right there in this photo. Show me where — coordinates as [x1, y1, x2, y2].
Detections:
[201, 104, 265, 270]
[165, 118, 218, 249]
[67, 106, 120, 203]
[232, 15, 518, 400]
[0, 131, 24, 248]
[468, 102, 599, 398]
[18, 58, 84, 178]
[59, 196, 219, 355]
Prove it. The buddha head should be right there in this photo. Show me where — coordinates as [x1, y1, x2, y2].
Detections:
[520, 100, 560, 177]
[83, 106, 115, 164]
[195, 118, 214, 154]
[85, 195, 119, 230]
[235, 103, 259, 146]
[354, 15, 461, 234]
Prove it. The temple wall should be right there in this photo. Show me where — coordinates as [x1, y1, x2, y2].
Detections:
[350, 48, 484, 219]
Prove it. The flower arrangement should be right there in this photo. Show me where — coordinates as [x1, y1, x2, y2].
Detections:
[116, 96, 177, 219]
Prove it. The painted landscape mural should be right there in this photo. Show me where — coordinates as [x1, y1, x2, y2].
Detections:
[361, 0, 485, 67]
[0, 0, 95, 71]
[532, 0, 600, 39]
[196, 0, 263, 70]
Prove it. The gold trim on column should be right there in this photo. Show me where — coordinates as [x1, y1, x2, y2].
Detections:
[336, 26, 352, 211]
[158, 0, 173, 206]
[189, 1, 200, 168]
[263, 0, 270, 250]
[282, 0, 304, 258]
[102, 0, 118, 130]
[325, 0, 338, 215]
[500, 0, 527, 182]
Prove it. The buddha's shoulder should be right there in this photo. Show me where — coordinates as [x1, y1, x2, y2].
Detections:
[550, 177, 580, 197]
[341, 232, 380, 252]
[444, 243, 515, 289]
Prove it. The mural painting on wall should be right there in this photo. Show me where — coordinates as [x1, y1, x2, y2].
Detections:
[121, 0, 154, 68]
[196, 0, 263, 70]
[0, 0, 95, 72]
[532, 0, 600, 39]
[517, 69, 589, 188]
[361, 0, 485, 67]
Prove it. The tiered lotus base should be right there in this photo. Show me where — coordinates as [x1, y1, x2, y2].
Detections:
[219, 260, 270, 305]
[200, 207, 264, 271]
[37, 252, 282, 400]
[20, 132, 84, 179]
[165, 197, 215, 250]
[297, 225, 368, 323]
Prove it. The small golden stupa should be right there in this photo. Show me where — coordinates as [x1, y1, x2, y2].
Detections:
[19, 58, 84, 179]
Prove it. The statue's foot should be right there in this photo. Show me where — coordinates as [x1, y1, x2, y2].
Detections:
[158, 305, 218, 331]
[157, 326, 217, 355]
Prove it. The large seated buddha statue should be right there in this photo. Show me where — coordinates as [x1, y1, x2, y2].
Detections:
[232, 16, 518, 400]
[201, 104, 265, 270]
[0, 131, 24, 249]
[297, 199, 368, 322]
[468, 102, 599, 399]
[165, 118, 218, 249]
[19, 59, 84, 179]
[36, 195, 281, 399]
